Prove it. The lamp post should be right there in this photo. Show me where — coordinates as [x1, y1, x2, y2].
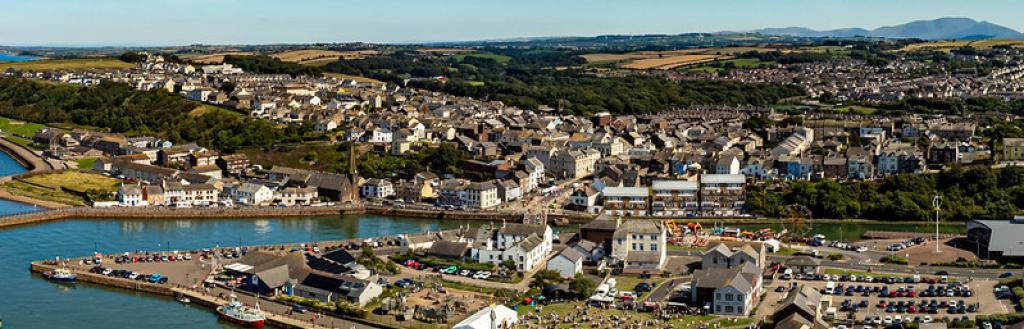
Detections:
[933, 195, 942, 253]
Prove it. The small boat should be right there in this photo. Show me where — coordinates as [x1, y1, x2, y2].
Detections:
[43, 268, 77, 283]
[216, 299, 265, 328]
[176, 294, 191, 304]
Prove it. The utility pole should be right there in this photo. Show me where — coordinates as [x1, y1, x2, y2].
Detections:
[933, 195, 942, 253]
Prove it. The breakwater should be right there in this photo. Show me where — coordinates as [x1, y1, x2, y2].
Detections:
[0, 204, 597, 228]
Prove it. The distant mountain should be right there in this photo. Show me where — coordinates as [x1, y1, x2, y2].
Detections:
[752, 17, 1023, 40]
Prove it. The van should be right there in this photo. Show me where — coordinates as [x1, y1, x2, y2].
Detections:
[596, 284, 609, 296]
[824, 307, 837, 320]
[825, 281, 836, 295]
[781, 268, 794, 280]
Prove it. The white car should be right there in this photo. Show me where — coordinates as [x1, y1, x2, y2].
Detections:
[101, 268, 113, 276]
[894, 315, 903, 324]
[459, 269, 472, 277]
[856, 246, 868, 253]
[923, 316, 933, 323]
[128, 272, 139, 280]
[883, 316, 893, 325]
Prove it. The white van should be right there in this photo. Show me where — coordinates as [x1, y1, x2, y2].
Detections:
[825, 281, 836, 295]
[781, 268, 794, 280]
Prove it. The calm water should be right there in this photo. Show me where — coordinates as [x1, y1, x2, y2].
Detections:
[0, 53, 40, 62]
[0, 149, 471, 328]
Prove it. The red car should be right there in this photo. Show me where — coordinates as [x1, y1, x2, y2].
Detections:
[877, 301, 887, 308]
[908, 305, 917, 313]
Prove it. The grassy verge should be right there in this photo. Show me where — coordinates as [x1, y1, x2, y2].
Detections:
[0, 180, 86, 206]
[0, 170, 122, 205]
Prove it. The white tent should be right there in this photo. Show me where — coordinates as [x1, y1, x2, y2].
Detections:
[453, 304, 518, 329]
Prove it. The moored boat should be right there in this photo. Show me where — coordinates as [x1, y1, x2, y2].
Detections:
[43, 268, 77, 282]
[216, 300, 265, 328]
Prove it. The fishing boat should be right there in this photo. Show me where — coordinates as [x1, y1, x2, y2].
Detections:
[43, 268, 77, 283]
[175, 294, 191, 304]
[216, 299, 265, 328]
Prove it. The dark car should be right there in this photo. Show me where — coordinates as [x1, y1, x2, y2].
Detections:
[292, 305, 307, 313]
[999, 272, 1015, 278]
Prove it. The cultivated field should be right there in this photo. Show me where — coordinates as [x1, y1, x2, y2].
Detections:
[272, 49, 378, 65]
[0, 58, 133, 71]
[898, 39, 1024, 52]
[621, 54, 729, 70]
[582, 46, 777, 69]
[324, 73, 384, 84]
[181, 52, 256, 64]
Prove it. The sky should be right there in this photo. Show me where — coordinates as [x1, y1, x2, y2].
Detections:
[1, 0, 1022, 46]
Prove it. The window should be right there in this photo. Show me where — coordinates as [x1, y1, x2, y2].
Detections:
[713, 257, 718, 264]
[715, 293, 721, 300]
[725, 306, 734, 313]
[737, 306, 744, 314]
[725, 293, 733, 301]
[650, 244, 657, 251]
[650, 234, 657, 240]
[631, 243, 637, 250]
[715, 305, 721, 312]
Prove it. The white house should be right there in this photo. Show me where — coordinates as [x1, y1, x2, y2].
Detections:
[611, 220, 667, 274]
[233, 183, 274, 205]
[361, 178, 395, 199]
[463, 181, 500, 209]
[471, 223, 553, 272]
[547, 247, 584, 278]
[117, 184, 146, 207]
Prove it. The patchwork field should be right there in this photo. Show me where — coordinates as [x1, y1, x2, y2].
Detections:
[0, 58, 133, 71]
[272, 49, 378, 65]
[621, 54, 728, 70]
[898, 39, 1024, 52]
[181, 52, 256, 64]
[582, 46, 777, 70]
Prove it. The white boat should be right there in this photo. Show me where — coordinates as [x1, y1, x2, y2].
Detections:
[176, 295, 191, 304]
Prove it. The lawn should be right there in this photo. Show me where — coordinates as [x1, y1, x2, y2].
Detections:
[20, 170, 123, 194]
[241, 142, 351, 173]
[0, 116, 48, 137]
[454, 52, 512, 63]
[682, 58, 775, 73]
[1, 180, 90, 206]
[515, 298, 728, 329]
[76, 157, 99, 170]
[188, 104, 242, 117]
[0, 58, 133, 71]
[832, 105, 879, 116]
[2, 170, 122, 206]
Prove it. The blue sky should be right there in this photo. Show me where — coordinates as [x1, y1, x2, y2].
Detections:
[1, 0, 1022, 46]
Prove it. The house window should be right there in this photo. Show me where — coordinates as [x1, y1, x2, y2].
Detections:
[725, 306, 734, 313]
[715, 305, 721, 312]
[715, 293, 721, 300]
[632, 243, 637, 250]
[725, 293, 734, 301]
[737, 306, 744, 314]
[650, 235, 657, 240]
[713, 257, 718, 264]
[650, 244, 657, 251]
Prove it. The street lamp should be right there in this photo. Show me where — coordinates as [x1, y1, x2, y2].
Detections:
[933, 195, 941, 253]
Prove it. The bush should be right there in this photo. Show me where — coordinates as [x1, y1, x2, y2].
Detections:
[278, 295, 336, 312]
[334, 301, 368, 318]
[827, 253, 844, 261]
[880, 255, 909, 265]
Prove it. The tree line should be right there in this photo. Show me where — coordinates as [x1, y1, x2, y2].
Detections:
[747, 165, 1024, 221]
[323, 51, 804, 116]
[0, 77, 309, 152]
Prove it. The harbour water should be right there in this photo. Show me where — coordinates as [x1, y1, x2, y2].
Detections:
[0, 53, 40, 62]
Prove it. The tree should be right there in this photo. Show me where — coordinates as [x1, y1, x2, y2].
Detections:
[568, 274, 596, 298]
[530, 269, 563, 288]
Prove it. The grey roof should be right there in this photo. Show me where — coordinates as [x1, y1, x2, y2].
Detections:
[254, 264, 291, 289]
[968, 218, 1024, 257]
[517, 234, 544, 252]
[613, 220, 663, 238]
[498, 223, 547, 238]
[651, 180, 698, 191]
[573, 240, 597, 253]
[700, 174, 745, 184]
[602, 186, 648, 198]
[428, 241, 469, 258]
[626, 251, 663, 264]
[556, 247, 584, 263]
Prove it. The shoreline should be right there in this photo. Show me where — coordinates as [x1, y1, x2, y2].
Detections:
[0, 135, 52, 173]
